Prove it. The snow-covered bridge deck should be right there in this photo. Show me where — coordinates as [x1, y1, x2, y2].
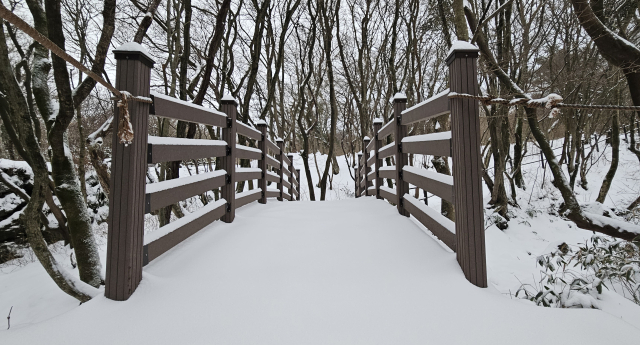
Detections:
[4, 198, 639, 344]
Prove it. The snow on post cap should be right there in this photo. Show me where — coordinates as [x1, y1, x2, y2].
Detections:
[114, 42, 155, 62]
[363, 136, 371, 141]
[275, 137, 284, 143]
[220, 94, 237, 103]
[255, 119, 267, 127]
[447, 40, 479, 57]
[393, 92, 407, 101]
[373, 117, 383, 124]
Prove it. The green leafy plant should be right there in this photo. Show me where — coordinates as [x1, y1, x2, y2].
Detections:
[516, 235, 640, 307]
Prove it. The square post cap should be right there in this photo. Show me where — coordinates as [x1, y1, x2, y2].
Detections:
[373, 118, 383, 124]
[393, 92, 407, 103]
[256, 119, 267, 127]
[113, 42, 155, 67]
[221, 94, 238, 105]
[446, 40, 480, 65]
[275, 138, 284, 143]
[363, 136, 370, 142]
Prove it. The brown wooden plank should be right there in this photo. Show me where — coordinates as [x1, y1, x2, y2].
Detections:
[394, 95, 409, 216]
[378, 141, 396, 160]
[265, 139, 279, 155]
[379, 186, 397, 204]
[402, 166, 454, 203]
[277, 140, 284, 201]
[220, 96, 237, 223]
[266, 171, 279, 183]
[404, 195, 456, 251]
[257, 123, 268, 204]
[147, 137, 227, 163]
[236, 144, 262, 160]
[237, 167, 262, 182]
[146, 170, 226, 213]
[377, 118, 396, 140]
[282, 154, 291, 166]
[266, 190, 280, 198]
[402, 132, 452, 157]
[236, 189, 262, 208]
[401, 89, 450, 125]
[236, 122, 261, 141]
[144, 200, 226, 265]
[105, 51, 151, 301]
[367, 153, 376, 167]
[150, 91, 227, 127]
[266, 155, 279, 169]
[379, 167, 395, 180]
[366, 138, 375, 152]
[448, 47, 487, 288]
[373, 119, 383, 200]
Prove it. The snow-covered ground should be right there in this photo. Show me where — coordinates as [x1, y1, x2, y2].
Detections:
[1, 136, 639, 343]
[1, 198, 639, 344]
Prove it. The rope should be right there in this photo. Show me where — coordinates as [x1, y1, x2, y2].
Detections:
[0, 3, 151, 145]
[448, 92, 640, 112]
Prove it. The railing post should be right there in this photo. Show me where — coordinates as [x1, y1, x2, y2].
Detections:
[356, 153, 363, 197]
[276, 138, 284, 201]
[105, 43, 154, 301]
[296, 169, 301, 201]
[373, 118, 383, 199]
[393, 93, 409, 217]
[257, 120, 267, 204]
[220, 95, 237, 223]
[363, 137, 371, 196]
[447, 42, 487, 288]
[287, 154, 294, 201]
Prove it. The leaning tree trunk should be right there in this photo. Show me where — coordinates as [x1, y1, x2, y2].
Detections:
[596, 111, 619, 203]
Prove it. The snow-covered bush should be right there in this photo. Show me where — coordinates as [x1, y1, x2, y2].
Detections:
[516, 236, 640, 307]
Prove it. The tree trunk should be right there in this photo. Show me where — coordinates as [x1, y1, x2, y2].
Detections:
[596, 112, 619, 203]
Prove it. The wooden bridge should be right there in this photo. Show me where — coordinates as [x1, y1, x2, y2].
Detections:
[105, 43, 486, 301]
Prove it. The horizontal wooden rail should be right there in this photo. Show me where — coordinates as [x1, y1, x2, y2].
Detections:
[367, 186, 376, 195]
[236, 145, 262, 160]
[378, 118, 396, 139]
[378, 141, 396, 160]
[403, 166, 453, 203]
[282, 154, 291, 166]
[282, 179, 291, 190]
[266, 171, 279, 183]
[283, 191, 291, 200]
[143, 199, 227, 265]
[367, 169, 376, 180]
[401, 89, 450, 125]
[237, 122, 262, 141]
[367, 153, 376, 166]
[266, 189, 280, 198]
[379, 166, 395, 179]
[150, 92, 227, 127]
[236, 189, 262, 209]
[292, 189, 299, 198]
[360, 175, 367, 188]
[236, 167, 261, 182]
[147, 137, 227, 163]
[145, 170, 226, 213]
[266, 155, 279, 168]
[379, 186, 397, 204]
[292, 178, 299, 187]
[366, 138, 375, 152]
[266, 139, 279, 154]
[403, 194, 456, 251]
[402, 132, 452, 157]
[283, 167, 292, 178]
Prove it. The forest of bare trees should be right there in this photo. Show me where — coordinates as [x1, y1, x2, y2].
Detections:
[1, 0, 640, 301]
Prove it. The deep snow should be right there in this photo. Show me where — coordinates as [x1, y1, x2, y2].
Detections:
[1, 135, 640, 342]
[2, 198, 639, 344]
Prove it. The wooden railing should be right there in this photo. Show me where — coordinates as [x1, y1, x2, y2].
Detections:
[105, 45, 301, 301]
[355, 44, 487, 288]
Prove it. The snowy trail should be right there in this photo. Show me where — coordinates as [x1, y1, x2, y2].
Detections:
[2, 198, 639, 344]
